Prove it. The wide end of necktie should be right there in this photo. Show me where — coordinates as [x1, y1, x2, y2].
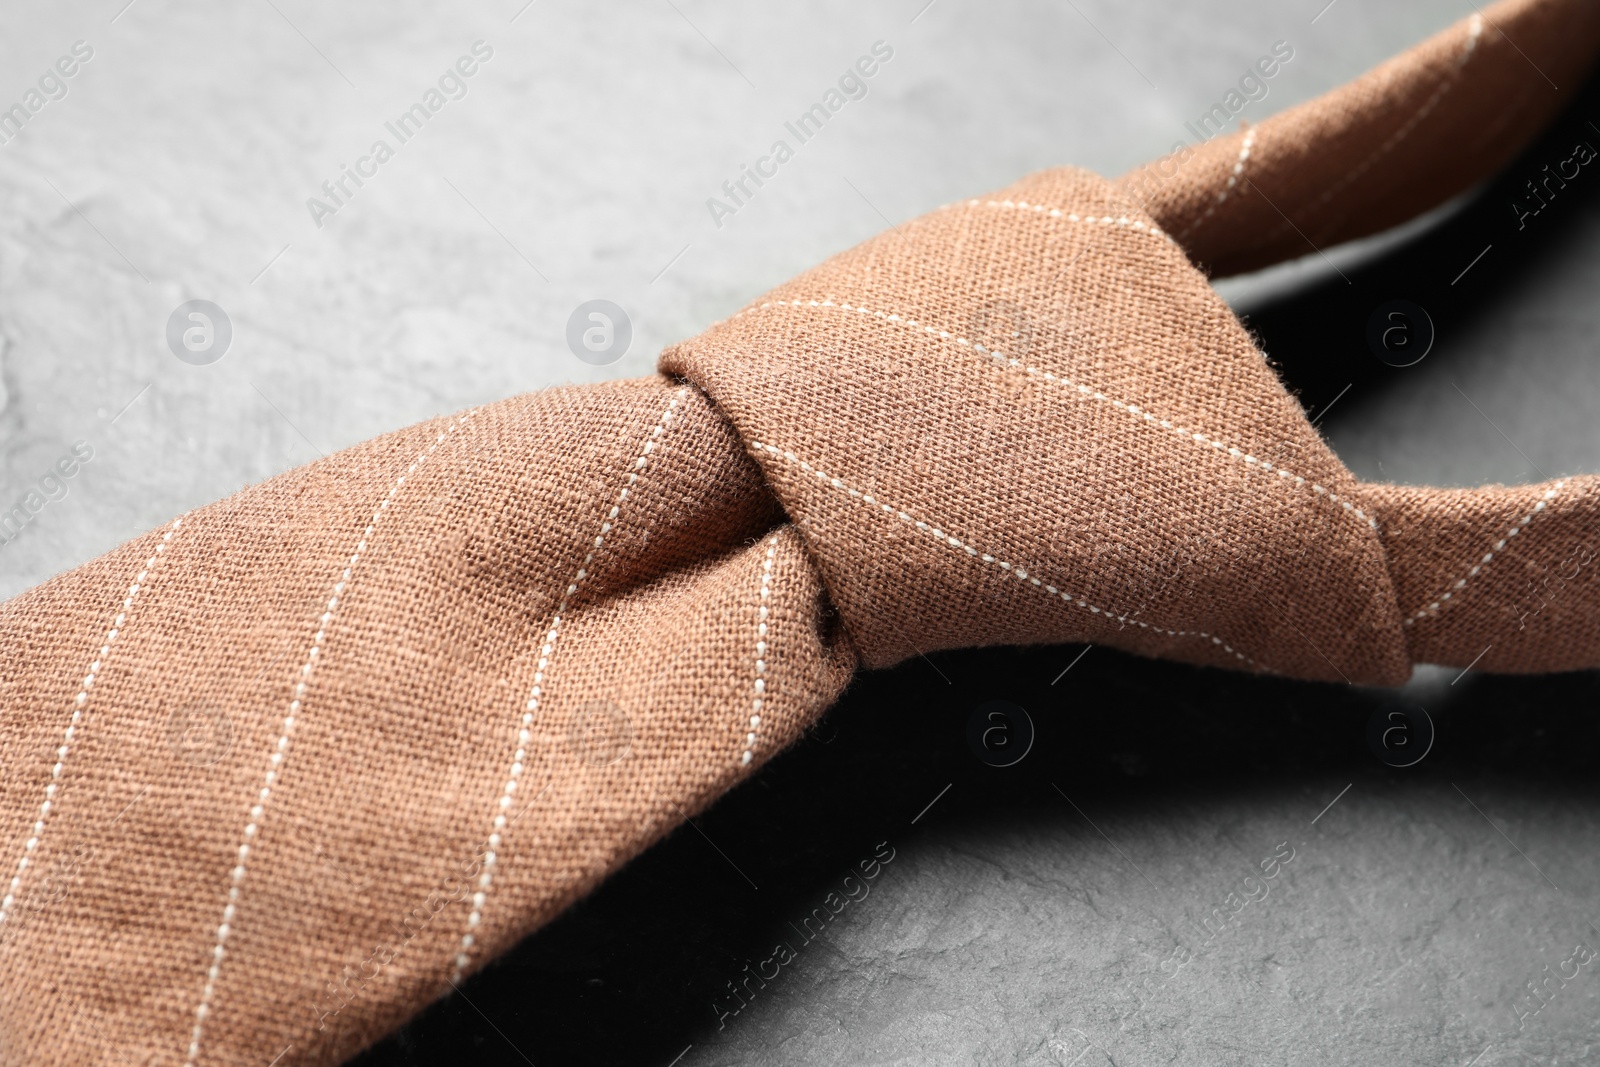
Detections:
[0, 383, 857, 1064]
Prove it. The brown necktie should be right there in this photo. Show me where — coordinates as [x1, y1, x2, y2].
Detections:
[3, 0, 1597, 1062]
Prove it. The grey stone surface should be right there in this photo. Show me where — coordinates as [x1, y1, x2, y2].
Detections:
[2, 1, 1598, 1065]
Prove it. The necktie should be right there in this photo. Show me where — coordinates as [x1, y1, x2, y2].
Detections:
[2, 0, 1596, 1062]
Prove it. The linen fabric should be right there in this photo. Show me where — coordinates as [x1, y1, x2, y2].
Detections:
[2, 0, 1598, 1062]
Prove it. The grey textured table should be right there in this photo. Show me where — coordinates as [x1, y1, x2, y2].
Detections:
[2, 1, 1598, 1064]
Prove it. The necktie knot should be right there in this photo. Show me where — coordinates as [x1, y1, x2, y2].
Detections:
[664, 166, 1414, 682]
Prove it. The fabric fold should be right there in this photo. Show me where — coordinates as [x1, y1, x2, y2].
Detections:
[1364, 478, 1600, 672]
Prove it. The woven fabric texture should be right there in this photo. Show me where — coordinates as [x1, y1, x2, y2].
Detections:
[2, 0, 1597, 1062]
